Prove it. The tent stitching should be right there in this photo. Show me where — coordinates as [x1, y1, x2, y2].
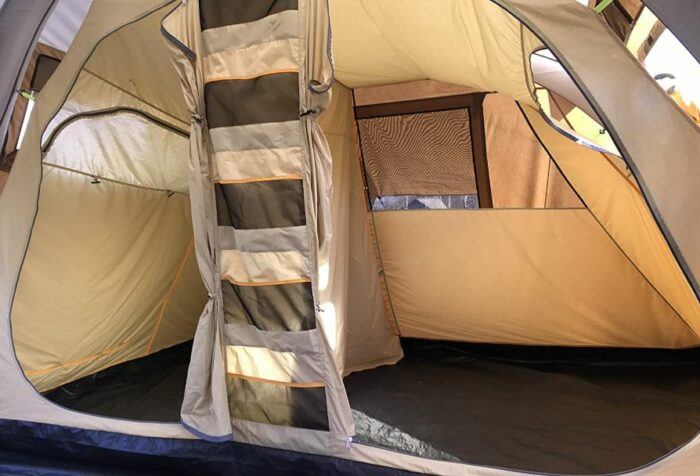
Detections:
[517, 102, 698, 340]
[145, 238, 195, 355]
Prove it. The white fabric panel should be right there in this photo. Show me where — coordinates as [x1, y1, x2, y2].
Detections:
[318, 84, 403, 374]
[45, 111, 189, 193]
[530, 50, 598, 120]
[220, 249, 310, 285]
[39, 0, 92, 52]
[202, 10, 298, 54]
[226, 345, 324, 384]
[214, 147, 303, 182]
[0, 0, 194, 439]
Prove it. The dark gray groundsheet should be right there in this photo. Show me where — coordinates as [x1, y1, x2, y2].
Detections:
[345, 340, 700, 474]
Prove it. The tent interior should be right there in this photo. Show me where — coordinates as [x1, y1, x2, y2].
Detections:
[5, 2, 700, 476]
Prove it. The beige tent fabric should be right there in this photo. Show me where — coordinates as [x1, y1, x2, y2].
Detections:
[483, 93, 582, 208]
[43, 6, 189, 144]
[8, 2, 205, 393]
[318, 83, 403, 374]
[353, 80, 481, 106]
[329, 0, 538, 107]
[162, 0, 233, 440]
[0, 0, 193, 440]
[506, 0, 700, 304]
[521, 105, 700, 338]
[220, 249, 310, 285]
[11, 167, 205, 393]
[374, 208, 698, 348]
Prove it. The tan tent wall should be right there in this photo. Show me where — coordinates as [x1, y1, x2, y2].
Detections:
[318, 83, 403, 374]
[43, 7, 190, 144]
[521, 105, 700, 338]
[10, 2, 206, 393]
[374, 208, 697, 347]
[12, 166, 204, 392]
[506, 0, 700, 303]
[0, 0, 193, 440]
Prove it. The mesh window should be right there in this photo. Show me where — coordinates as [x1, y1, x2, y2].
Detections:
[358, 109, 478, 209]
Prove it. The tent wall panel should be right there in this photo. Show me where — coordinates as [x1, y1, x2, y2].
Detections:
[483, 93, 582, 209]
[318, 83, 403, 374]
[373, 208, 697, 348]
[521, 105, 700, 339]
[503, 0, 700, 303]
[10, 164, 205, 392]
[0, 0, 194, 442]
[42, 6, 190, 144]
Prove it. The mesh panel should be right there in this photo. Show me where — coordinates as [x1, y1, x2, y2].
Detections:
[358, 109, 477, 202]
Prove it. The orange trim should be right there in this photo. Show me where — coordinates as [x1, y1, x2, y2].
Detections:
[25, 338, 132, 377]
[145, 238, 195, 355]
[216, 174, 303, 185]
[222, 274, 310, 287]
[227, 372, 324, 388]
[204, 68, 298, 84]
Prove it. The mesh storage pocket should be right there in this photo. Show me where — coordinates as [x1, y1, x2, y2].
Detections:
[226, 375, 329, 431]
[215, 181, 306, 229]
[224, 330, 330, 432]
[222, 280, 315, 332]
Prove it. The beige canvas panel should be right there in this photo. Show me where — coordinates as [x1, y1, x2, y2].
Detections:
[43, 69, 189, 144]
[374, 208, 698, 348]
[78, 3, 189, 126]
[201, 10, 299, 55]
[220, 249, 310, 285]
[483, 93, 550, 208]
[149, 242, 208, 353]
[203, 38, 300, 83]
[44, 111, 189, 193]
[521, 105, 700, 337]
[0, 0, 194, 440]
[209, 121, 301, 152]
[505, 0, 700, 302]
[226, 345, 325, 385]
[214, 147, 303, 183]
[484, 93, 582, 209]
[163, 0, 237, 440]
[11, 163, 201, 392]
[329, 0, 536, 106]
[545, 160, 583, 208]
[318, 83, 403, 374]
[353, 80, 482, 106]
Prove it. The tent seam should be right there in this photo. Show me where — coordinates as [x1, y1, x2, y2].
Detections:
[516, 102, 698, 341]
[145, 238, 195, 355]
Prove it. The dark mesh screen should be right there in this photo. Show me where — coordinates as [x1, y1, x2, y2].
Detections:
[358, 109, 477, 203]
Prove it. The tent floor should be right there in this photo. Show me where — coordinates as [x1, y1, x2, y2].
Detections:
[345, 339, 700, 475]
[43, 339, 700, 474]
[44, 341, 191, 423]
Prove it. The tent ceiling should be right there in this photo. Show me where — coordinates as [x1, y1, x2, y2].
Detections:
[39, 0, 92, 52]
